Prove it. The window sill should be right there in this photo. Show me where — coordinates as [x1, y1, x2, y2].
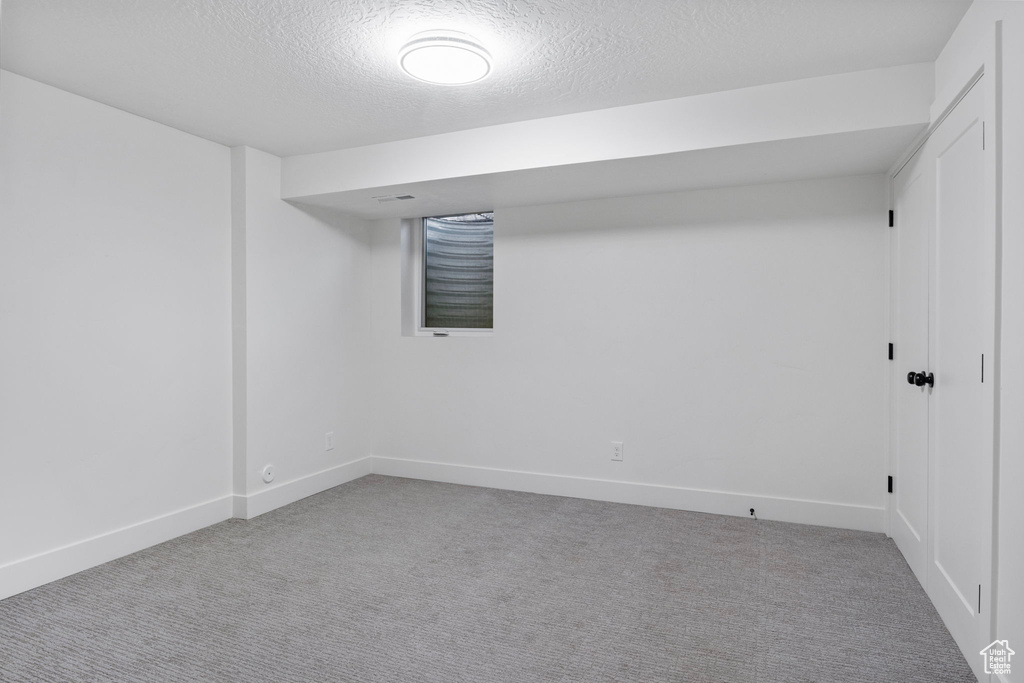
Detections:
[415, 329, 494, 338]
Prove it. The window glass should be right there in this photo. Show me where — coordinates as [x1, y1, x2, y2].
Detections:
[423, 213, 493, 329]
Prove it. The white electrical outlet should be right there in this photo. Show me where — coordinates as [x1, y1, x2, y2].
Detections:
[325, 431, 335, 451]
[611, 441, 624, 461]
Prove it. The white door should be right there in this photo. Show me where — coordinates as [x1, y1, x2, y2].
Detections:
[890, 77, 994, 682]
[926, 80, 994, 678]
[890, 142, 933, 586]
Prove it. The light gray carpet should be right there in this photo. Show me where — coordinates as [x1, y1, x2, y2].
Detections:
[0, 475, 973, 682]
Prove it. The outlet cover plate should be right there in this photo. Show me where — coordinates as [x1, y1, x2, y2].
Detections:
[611, 441, 624, 461]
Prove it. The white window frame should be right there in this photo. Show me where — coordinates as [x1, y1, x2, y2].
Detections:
[401, 216, 494, 338]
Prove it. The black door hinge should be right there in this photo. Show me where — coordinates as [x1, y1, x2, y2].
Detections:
[887, 476, 893, 494]
[888, 343, 894, 360]
[888, 210, 894, 227]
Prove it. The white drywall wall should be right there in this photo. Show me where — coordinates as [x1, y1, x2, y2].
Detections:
[235, 147, 374, 502]
[0, 71, 232, 571]
[368, 175, 888, 527]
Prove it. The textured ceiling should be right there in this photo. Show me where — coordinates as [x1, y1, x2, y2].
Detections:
[1, 0, 970, 156]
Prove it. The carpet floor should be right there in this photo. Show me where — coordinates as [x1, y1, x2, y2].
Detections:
[0, 475, 974, 682]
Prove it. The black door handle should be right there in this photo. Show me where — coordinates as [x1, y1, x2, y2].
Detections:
[909, 371, 935, 387]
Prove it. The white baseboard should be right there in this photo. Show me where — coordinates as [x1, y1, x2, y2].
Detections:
[0, 495, 232, 601]
[0, 458, 375, 600]
[235, 457, 373, 520]
[0, 454, 883, 602]
[370, 456, 886, 533]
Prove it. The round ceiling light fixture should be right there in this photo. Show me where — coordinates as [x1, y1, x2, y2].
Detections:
[399, 30, 491, 85]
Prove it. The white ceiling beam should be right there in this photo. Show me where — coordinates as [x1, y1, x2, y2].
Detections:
[281, 63, 932, 202]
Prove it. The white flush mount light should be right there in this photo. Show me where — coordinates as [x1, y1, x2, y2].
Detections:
[399, 30, 491, 86]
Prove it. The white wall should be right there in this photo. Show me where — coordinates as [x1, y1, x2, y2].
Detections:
[369, 175, 889, 530]
[0, 73, 377, 597]
[0, 70, 233, 596]
[232, 147, 374, 516]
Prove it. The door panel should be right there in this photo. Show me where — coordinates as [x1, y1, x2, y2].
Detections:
[890, 76, 994, 682]
[927, 80, 992, 673]
[890, 147, 932, 585]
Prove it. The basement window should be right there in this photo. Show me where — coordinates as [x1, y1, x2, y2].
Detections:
[421, 212, 494, 332]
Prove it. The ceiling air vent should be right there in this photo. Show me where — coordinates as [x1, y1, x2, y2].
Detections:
[373, 194, 416, 203]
